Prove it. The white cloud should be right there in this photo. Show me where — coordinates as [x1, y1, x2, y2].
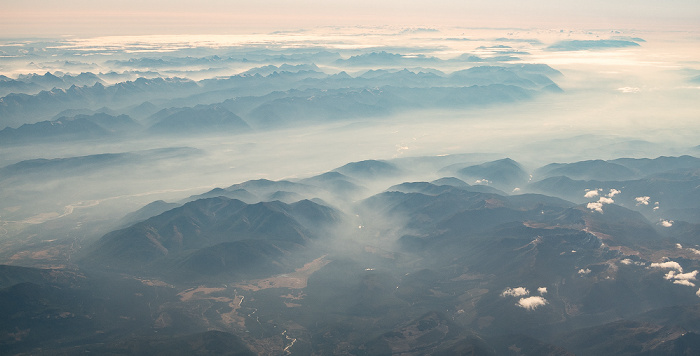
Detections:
[512, 187, 521, 193]
[677, 243, 683, 249]
[620, 258, 645, 266]
[617, 87, 641, 93]
[587, 193, 617, 213]
[475, 179, 491, 185]
[661, 220, 673, 227]
[579, 268, 591, 275]
[696, 288, 700, 297]
[662, 268, 697, 287]
[587, 202, 604, 213]
[688, 248, 700, 255]
[517, 296, 548, 310]
[598, 196, 615, 204]
[538, 287, 547, 295]
[672, 270, 698, 281]
[501, 287, 529, 297]
[674, 280, 696, 287]
[635, 196, 650, 206]
[649, 261, 683, 272]
[584, 190, 600, 198]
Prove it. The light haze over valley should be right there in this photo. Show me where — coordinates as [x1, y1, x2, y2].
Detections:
[1, 1, 700, 355]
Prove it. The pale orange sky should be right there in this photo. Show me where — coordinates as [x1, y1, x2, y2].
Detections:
[2, 0, 699, 37]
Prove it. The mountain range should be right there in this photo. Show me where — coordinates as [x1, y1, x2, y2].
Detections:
[0, 64, 561, 130]
[3, 154, 699, 354]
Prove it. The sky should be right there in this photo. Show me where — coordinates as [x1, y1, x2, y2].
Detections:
[2, 0, 700, 37]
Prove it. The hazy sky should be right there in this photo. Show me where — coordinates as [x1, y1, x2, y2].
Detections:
[2, 0, 699, 37]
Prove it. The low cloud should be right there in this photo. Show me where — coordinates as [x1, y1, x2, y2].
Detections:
[607, 189, 621, 198]
[501, 287, 529, 297]
[617, 87, 641, 93]
[517, 296, 548, 310]
[598, 196, 615, 204]
[538, 287, 547, 295]
[674, 280, 696, 287]
[665, 270, 698, 281]
[661, 220, 673, 227]
[578, 268, 591, 275]
[475, 179, 491, 185]
[635, 196, 650, 206]
[587, 202, 604, 213]
[620, 259, 645, 266]
[584, 189, 600, 198]
[659, 266, 697, 287]
[649, 260, 683, 272]
[586, 191, 617, 213]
